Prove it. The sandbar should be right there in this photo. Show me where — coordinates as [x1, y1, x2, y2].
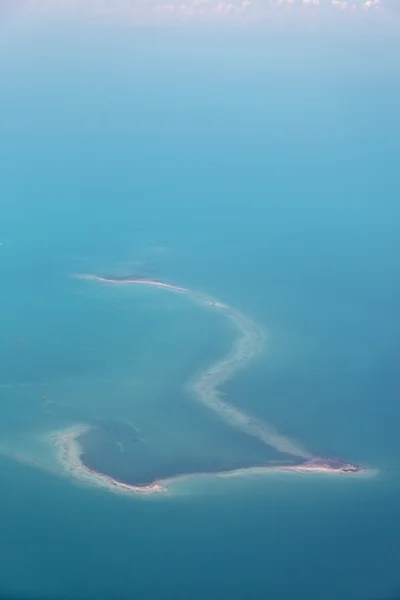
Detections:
[50, 274, 367, 496]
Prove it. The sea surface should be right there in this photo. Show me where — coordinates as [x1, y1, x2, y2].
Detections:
[0, 22, 400, 600]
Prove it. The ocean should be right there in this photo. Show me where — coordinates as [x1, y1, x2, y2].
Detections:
[0, 20, 399, 600]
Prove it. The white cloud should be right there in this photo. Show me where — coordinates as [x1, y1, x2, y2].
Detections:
[7, 0, 392, 24]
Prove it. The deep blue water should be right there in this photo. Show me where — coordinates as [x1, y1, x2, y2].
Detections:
[0, 24, 399, 600]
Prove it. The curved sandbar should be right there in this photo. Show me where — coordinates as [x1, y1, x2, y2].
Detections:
[50, 425, 165, 495]
[57, 274, 366, 495]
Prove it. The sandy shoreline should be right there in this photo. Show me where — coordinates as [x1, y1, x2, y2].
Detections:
[50, 425, 165, 495]
[47, 424, 370, 498]
[75, 274, 311, 459]
[46, 273, 369, 497]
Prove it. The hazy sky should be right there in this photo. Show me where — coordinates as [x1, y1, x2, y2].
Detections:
[1, 0, 400, 27]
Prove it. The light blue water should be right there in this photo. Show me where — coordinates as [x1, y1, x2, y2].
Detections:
[0, 25, 399, 600]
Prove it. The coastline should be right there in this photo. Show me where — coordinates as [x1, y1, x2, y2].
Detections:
[50, 425, 166, 495]
[48, 273, 368, 496]
[47, 424, 371, 499]
[74, 274, 311, 459]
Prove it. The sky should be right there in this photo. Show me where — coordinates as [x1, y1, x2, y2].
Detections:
[1, 0, 399, 27]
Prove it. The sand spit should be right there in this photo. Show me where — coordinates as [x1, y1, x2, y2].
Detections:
[48, 273, 367, 497]
[50, 425, 165, 495]
[47, 425, 368, 499]
[75, 274, 311, 459]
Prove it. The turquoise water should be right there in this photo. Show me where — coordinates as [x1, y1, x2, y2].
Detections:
[1, 24, 400, 600]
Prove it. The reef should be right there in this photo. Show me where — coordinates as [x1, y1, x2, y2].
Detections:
[51, 274, 366, 495]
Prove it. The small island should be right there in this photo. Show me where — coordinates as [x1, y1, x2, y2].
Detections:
[49, 274, 367, 496]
